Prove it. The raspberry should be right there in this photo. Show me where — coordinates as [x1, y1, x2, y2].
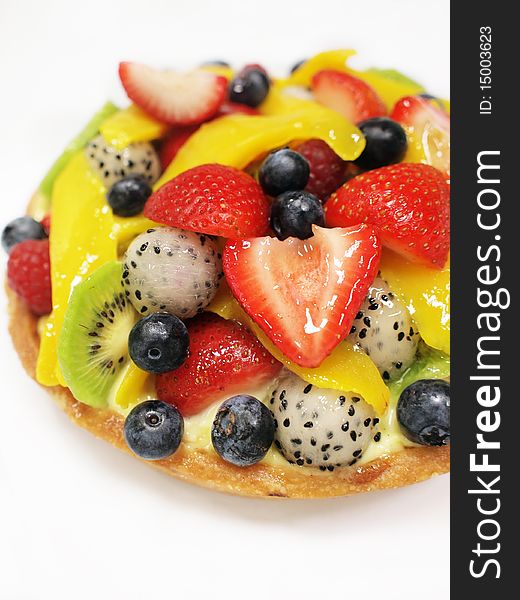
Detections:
[7, 239, 52, 315]
[40, 214, 51, 235]
[295, 139, 347, 201]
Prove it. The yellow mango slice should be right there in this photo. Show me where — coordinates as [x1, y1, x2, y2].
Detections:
[380, 250, 450, 355]
[36, 153, 117, 386]
[112, 214, 157, 253]
[207, 288, 389, 415]
[284, 49, 425, 110]
[112, 362, 154, 412]
[199, 65, 234, 80]
[100, 104, 169, 149]
[156, 107, 365, 187]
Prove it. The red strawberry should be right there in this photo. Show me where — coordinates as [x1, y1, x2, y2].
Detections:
[119, 62, 227, 126]
[40, 214, 51, 235]
[391, 95, 450, 176]
[311, 70, 387, 123]
[144, 163, 270, 238]
[294, 139, 347, 200]
[325, 164, 450, 268]
[156, 313, 282, 417]
[7, 239, 52, 315]
[223, 225, 381, 368]
[159, 125, 199, 170]
[215, 101, 260, 117]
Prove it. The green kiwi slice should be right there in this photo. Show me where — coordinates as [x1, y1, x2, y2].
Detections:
[58, 261, 138, 408]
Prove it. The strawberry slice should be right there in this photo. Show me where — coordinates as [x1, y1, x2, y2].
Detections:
[144, 163, 270, 238]
[159, 125, 199, 170]
[119, 62, 227, 126]
[390, 95, 450, 176]
[214, 101, 260, 117]
[311, 70, 387, 123]
[325, 163, 450, 268]
[223, 225, 381, 368]
[156, 313, 282, 417]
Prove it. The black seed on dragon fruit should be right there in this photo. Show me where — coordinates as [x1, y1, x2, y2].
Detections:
[85, 134, 161, 189]
[123, 227, 222, 319]
[270, 370, 377, 469]
[346, 276, 420, 381]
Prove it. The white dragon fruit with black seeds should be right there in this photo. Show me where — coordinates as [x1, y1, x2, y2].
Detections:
[86, 134, 161, 189]
[123, 227, 222, 319]
[347, 276, 420, 381]
[270, 370, 377, 470]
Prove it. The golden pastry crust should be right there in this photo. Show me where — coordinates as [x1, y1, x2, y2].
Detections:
[6, 284, 449, 499]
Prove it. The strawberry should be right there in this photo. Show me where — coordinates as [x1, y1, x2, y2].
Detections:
[311, 70, 387, 123]
[119, 62, 227, 126]
[325, 163, 450, 268]
[7, 239, 52, 315]
[223, 225, 381, 368]
[144, 163, 270, 238]
[390, 95, 450, 177]
[159, 125, 199, 170]
[156, 313, 282, 417]
[294, 139, 347, 200]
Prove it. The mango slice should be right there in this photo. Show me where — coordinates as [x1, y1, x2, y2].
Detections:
[36, 153, 117, 386]
[112, 362, 154, 412]
[100, 104, 170, 149]
[284, 49, 425, 110]
[112, 214, 157, 253]
[155, 106, 365, 187]
[208, 286, 389, 415]
[380, 250, 450, 355]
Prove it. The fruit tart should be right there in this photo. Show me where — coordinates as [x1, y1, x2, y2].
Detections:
[4, 50, 450, 498]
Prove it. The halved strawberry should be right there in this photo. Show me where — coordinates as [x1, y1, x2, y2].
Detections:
[156, 313, 282, 417]
[311, 70, 387, 123]
[390, 95, 450, 177]
[223, 225, 381, 368]
[119, 62, 227, 126]
[159, 125, 199, 170]
[144, 163, 270, 238]
[325, 163, 450, 268]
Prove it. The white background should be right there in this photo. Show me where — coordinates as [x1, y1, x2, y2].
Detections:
[0, 1, 450, 598]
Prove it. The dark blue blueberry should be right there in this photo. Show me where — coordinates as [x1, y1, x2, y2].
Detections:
[355, 117, 408, 170]
[107, 175, 152, 217]
[128, 312, 189, 374]
[124, 400, 184, 460]
[211, 395, 275, 466]
[397, 379, 450, 446]
[2, 216, 47, 253]
[259, 149, 310, 196]
[290, 59, 306, 74]
[229, 67, 270, 108]
[270, 190, 324, 240]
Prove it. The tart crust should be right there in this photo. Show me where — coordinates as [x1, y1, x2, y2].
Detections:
[7, 284, 449, 499]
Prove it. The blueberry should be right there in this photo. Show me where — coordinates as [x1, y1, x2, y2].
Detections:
[107, 175, 152, 217]
[397, 379, 450, 446]
[124, 400, 184, 460]
[270, 190, 324, 240]
[2, 216, 47, 253]
[355, 117, 408, 170]
[259, 149, 310, 197]
[128, 312, 189, 374]
[229, 67, 270, 108]
[211, 395, 275, 466]
[200, 60, 231, 68]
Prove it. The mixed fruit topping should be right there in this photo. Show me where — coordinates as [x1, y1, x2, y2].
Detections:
[3, 50, 450, 471]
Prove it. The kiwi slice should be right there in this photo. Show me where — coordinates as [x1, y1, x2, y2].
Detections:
[58, 261, 138, 408]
